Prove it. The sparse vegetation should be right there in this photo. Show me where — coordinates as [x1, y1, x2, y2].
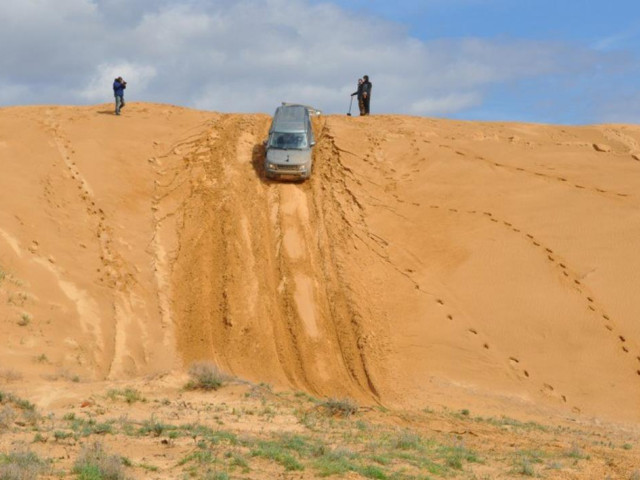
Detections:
[0, 369, 22, 382]
[35, 354, 48, 364]
[106, 388, 145, 404]
[17, 313, 31, 327]
[318, 397, 358, 417]
[566, 442, 589, 460]
[0, 446, 50, 480]
[73, 442, 127, 480]
[0, 382, 636, 479]
[185, 362, 233, 391]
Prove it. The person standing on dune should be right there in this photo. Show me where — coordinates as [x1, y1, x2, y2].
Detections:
[361, 75, 372, 115]
[351, 78, 365, 116]
[113, 77, 127, 116]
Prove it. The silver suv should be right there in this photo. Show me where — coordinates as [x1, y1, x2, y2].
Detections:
[264, 104, 316, 180]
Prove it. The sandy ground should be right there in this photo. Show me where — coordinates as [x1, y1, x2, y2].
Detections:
[1, 103, 639, 477]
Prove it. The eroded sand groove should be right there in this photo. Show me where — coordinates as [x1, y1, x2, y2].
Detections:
[163, 114, 385, 400]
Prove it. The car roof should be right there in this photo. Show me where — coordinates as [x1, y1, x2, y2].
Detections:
[271, 105, 309, 133]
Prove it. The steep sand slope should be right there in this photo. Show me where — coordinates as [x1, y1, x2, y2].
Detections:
[1, 104, 639, 423]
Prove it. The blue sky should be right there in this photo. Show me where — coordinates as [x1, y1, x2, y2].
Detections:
[0, 0, 638, 124]
[328, 0, 640, 123]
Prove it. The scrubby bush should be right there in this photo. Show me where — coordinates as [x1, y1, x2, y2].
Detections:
[73, 442, 127, 480]
[0, 446, 50, 480]
[185, 362, 232, 391]
[318, 398, 358, 418]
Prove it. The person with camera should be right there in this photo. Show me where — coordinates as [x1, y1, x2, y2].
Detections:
[113, 77, 127, 116]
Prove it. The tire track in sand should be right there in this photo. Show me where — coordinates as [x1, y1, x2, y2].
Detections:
[170, 114, 381, 400]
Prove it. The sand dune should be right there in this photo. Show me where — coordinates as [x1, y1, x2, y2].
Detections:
[1, 103, 639, 425]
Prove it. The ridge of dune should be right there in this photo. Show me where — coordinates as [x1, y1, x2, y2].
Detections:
[1, 103, 639, 425]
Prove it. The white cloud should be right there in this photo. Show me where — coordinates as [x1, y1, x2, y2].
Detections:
[0, 0, 625, 119]
[81, 62, 158, 102]
[409, 92, 483, 116]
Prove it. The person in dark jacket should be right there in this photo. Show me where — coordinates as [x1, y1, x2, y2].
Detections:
[351, 78, 365, 116]
[113, 77, 127, 115]
[361, 75, 372, 115]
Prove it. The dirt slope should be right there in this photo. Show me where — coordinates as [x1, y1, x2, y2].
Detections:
[1, 103, 639, 425]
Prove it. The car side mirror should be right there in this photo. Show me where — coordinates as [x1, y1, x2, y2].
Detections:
[310, 140, 316, 146]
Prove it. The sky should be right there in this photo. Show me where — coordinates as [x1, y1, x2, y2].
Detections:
[1, 0, 639, 124]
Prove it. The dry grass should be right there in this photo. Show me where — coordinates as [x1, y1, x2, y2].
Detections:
[185, 362, 233, 391]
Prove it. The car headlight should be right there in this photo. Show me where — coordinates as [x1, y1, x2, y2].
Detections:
[268, 163, 276, 169]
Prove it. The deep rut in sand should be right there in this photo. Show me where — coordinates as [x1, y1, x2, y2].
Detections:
[160, 115, 383, 401]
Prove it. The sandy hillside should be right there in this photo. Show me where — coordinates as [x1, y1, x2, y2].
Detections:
[1, 103, 640, 429]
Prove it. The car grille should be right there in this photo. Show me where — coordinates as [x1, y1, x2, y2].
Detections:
[275, 164, 301, 171]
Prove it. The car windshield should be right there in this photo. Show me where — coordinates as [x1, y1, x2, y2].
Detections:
[270, 132, 307, 149]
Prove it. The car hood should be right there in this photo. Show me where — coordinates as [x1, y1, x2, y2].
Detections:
[266, 149, 310, 165]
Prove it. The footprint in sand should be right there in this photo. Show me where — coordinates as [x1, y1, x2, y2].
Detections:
[468, 328, 478, 335]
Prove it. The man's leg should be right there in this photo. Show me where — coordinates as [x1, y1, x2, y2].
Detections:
[358, 97, 365, 116]
[115, 96, 122, 115]
[364, 97, 370, 115]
